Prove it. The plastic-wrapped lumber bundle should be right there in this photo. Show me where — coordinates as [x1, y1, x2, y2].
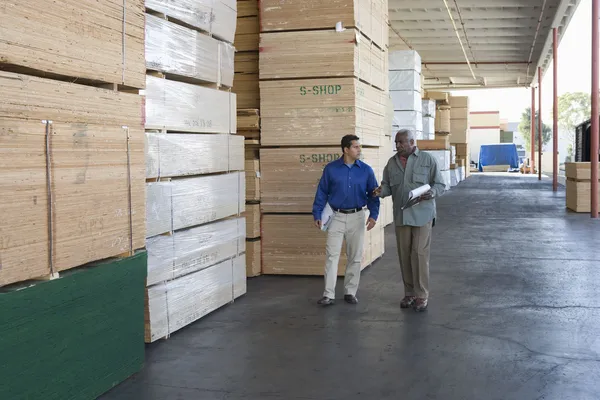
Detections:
[145, 132, 244, 179]
[146, 0, 237, 44]
[145, 76, 237, 133]
[145, 254, 245, 342]
[145, 13, 235, 87]
[145, 172, 245, 237]
[0, 252, 147, 399]
[146, 217, 245, 286]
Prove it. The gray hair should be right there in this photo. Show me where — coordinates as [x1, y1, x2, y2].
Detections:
[396, 129, 417, 144]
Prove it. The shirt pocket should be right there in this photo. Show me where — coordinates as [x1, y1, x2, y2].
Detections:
[390, 171, 403, 187]
[412, 166, 430, 185]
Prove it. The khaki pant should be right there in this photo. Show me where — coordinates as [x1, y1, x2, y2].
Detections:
[323, 210, 366, 299]
[395, 221, 432, 299]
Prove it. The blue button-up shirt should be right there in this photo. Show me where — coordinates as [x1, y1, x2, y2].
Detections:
[312, 158, 380, 221]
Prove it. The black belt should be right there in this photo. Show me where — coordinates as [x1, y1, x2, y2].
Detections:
[333, 207, 363, 214]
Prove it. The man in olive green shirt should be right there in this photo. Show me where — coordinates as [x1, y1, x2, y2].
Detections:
[374, 129, 446, 311]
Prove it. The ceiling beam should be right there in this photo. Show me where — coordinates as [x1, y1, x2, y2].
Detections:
[388, 0, 554, 8]
[389, 20, 553, 29]
[389, 8, 556, 21]
[390, 37, 535, 45]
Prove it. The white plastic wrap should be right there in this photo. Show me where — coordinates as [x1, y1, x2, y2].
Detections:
[423, 116, 435, 136]
[145, 75, 236, 133]
[393, 111, 423, 132]
[389, 70, 421, 92]
[146, 132, 243, 178]
[441, 169, 452, 190]
[422, 100, 436, 118]
[389, 50, 422, 72]
[147, 217, 245, 286]
[146, 254, 244, 342]
[451, 145, 457, 164]
[458, 166, 466, 181]
[145, 14, 234, 87]
[232, 255, 247, 299]
[424, 150, 451, 171]
[450, 168, 459, 187]
[145, 172, 245, 237]
[145, 0, 237, 44]
[390, 90, 421, 112]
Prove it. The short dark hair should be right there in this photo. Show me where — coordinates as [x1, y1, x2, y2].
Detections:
[341, 134, 360, 152]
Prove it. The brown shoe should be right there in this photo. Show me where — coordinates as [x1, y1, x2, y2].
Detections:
[413, 298, 428, 312]
[400, 296, 416, 308]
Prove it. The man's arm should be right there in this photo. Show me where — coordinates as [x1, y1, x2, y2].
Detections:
[376, 162, 393, 198]
[312, 166, 330, 221]
[366, 167, 380, 221]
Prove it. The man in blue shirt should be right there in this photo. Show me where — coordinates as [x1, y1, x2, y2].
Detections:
[312, 134, 380, 306]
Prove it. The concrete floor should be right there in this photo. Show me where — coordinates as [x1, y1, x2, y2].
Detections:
[102, 173, 600, 400]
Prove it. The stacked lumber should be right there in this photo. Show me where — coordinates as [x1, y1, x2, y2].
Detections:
[389, 50, 424, 139]
[565, 162, 600, 212]
[143, 2, 246, 342]
[0, 252, 147, 400]
[449, 95, 471, 178]
[258, 1, 389, 275]
[422, 99, 436, 139]
[1, 3, 147, 392]
[233, 1, 263, 276]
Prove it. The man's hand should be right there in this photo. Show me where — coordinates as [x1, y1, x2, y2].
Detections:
[315, 220, 322, 229]
[372, 186, 382, 197]
[419, 190, 434, 201]
[366, 218, 376, 231]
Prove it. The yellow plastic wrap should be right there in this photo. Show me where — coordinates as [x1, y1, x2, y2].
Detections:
[145, 0, 237, 44]
[145, 13, 234, 87]
[145, 75, 236, 133]
[146, 217, 245, 286]
[145, 133, 243, 178]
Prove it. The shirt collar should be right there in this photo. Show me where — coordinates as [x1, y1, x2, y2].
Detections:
[337, 157, 362, 168]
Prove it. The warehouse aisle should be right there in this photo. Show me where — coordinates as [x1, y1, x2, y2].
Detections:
[102, 173, 600, 400]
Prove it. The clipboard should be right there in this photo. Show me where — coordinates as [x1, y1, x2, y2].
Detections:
[320, 203, 334, 231]
[400, 184, 431, 210]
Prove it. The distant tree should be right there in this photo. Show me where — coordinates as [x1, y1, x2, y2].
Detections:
[555, 92, 591, 159]
[518, 107, 552, 152]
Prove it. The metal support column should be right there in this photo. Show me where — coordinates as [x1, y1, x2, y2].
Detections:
[553, 27, 559, 191]
[538, 67, 543, 181]
[531, 87, 536, 173]
[592, 0, 599, 218]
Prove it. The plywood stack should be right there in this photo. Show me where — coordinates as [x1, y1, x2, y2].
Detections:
[258, 0, 389, 275]
[1, 0, 147, 396]
[422, 99, 436, 140]
[389, 50, 424, 139]
[449, 95, 471, 178]
[565, 162, 600, 212]
[143, 0, 247, 343]
[233, 1, 263, 276]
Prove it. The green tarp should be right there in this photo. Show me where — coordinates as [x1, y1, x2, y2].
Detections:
[0, 251, 147, 400]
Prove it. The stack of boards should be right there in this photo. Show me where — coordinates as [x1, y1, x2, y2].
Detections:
[565, 162, 600, 212]
[258, 0, 391, 275]
[0, 0, 147, 396]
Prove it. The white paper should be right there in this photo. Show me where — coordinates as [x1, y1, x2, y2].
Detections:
[321, 203, 334, 231]
[401, 184, 431, 209]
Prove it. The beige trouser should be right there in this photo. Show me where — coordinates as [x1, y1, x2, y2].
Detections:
[323, 210, 366, 299]
[395, 221, 432, 299]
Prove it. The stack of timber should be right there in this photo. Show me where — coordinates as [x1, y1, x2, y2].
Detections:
[234, 0, 263, 277]
[565, 162, 600, 212]
[143, 0, 246, 343]
[258, 0, 389, 275]
[0, 254, 147, 400]
[1, 0, 147, 396]
[389, 50, 425, 139]
[425, 91, 451, 136]
[449, 95, 471, 178]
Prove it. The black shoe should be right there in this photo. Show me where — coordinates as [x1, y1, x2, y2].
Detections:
[317, 297, 335, 306]
[344, 295, 358, 304]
